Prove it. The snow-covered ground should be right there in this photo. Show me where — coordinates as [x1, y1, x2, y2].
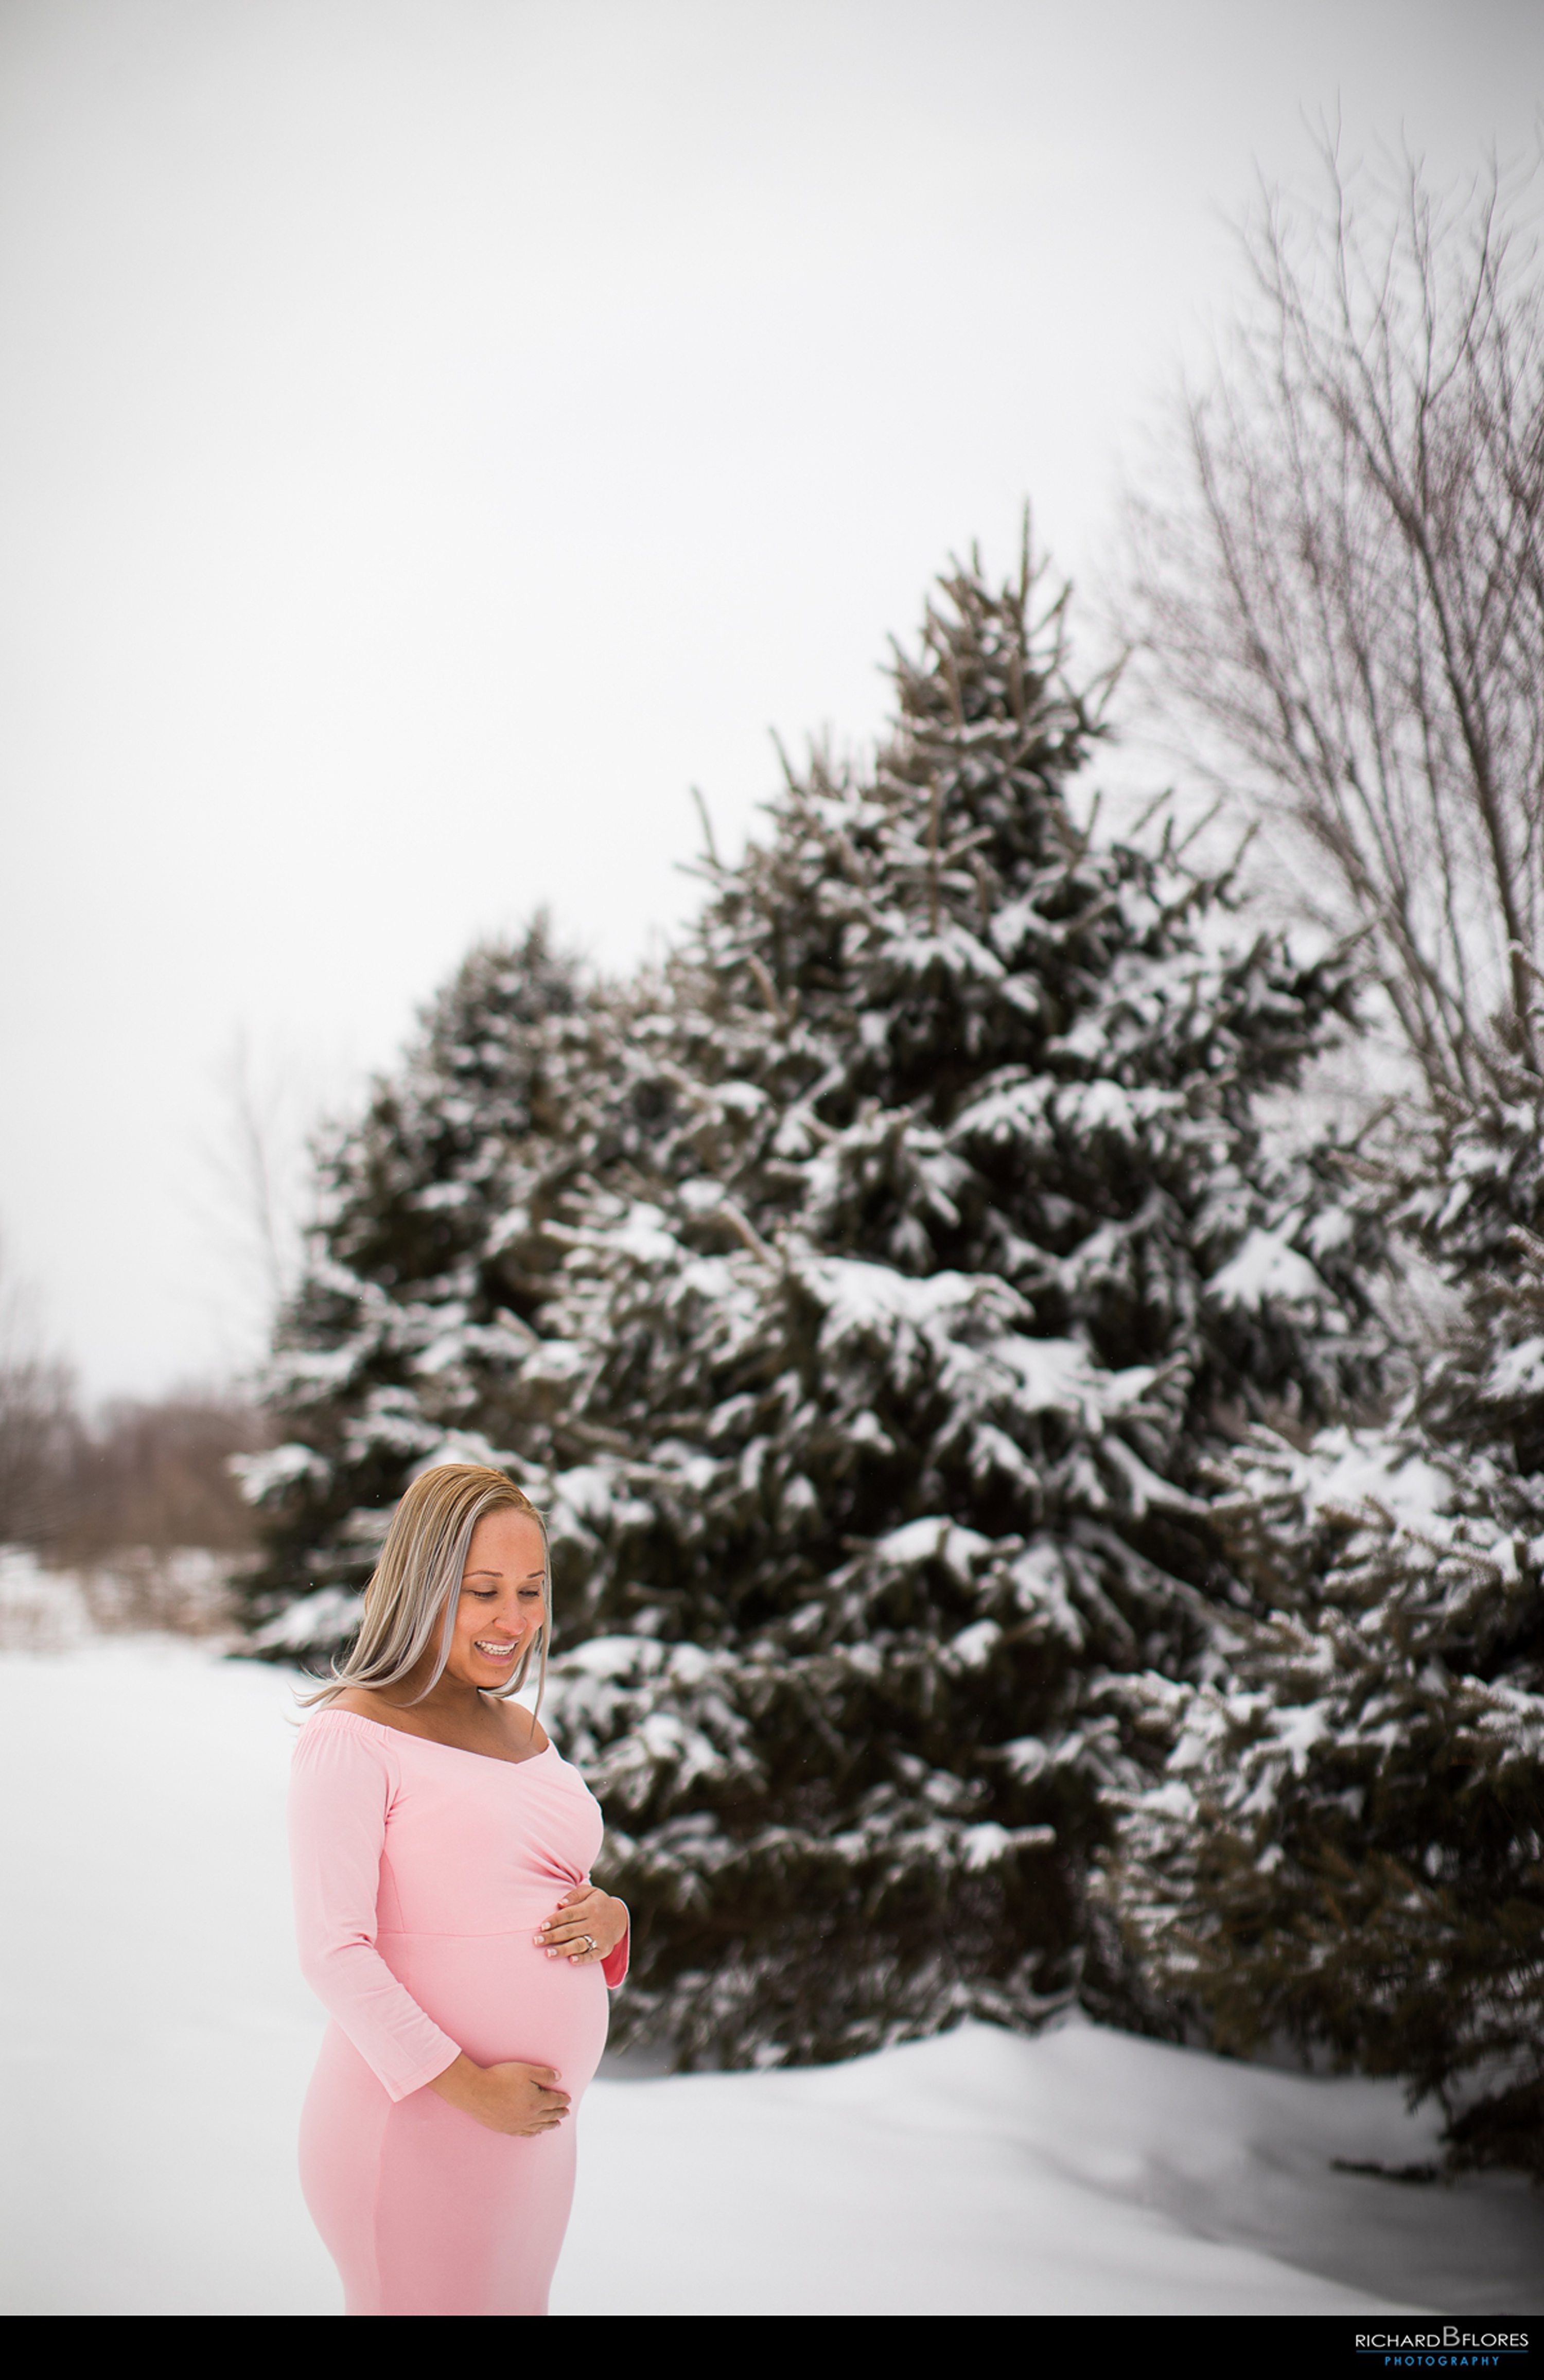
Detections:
[2, 1630, 1540, 2318]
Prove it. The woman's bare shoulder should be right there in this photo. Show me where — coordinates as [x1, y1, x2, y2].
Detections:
[327, 1686, 403, 1725]
[505, 1698, 550, 1759]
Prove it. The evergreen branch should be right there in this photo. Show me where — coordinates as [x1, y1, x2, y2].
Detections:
[689, 785, 722, 870]
[746, 955, 789, 1027]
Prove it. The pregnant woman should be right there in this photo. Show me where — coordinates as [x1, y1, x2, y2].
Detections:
[288, 1462, 629, 2318]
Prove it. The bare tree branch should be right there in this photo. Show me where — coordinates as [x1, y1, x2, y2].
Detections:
[1120, 135, 1544, 1106]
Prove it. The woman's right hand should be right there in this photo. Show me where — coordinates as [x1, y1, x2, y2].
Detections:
[428, 2052, 571, 2136]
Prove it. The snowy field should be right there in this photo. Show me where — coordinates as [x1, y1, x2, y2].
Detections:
[2, 1626, 1541, 2318]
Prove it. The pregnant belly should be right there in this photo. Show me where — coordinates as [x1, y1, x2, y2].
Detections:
[377, 1918, 611, 2090]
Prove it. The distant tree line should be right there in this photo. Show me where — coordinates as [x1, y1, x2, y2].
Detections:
[0, 1312, 266, 1566]
[240, 144, 1544, 2179]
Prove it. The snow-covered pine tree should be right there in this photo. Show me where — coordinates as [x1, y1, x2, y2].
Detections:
[241, 917, 623, 1655]
[1108, 1064, 1544, 2177]
[540, 541, 1385, 2067]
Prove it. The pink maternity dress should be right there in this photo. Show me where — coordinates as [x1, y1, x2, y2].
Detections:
[288, 1707, 627, 2318]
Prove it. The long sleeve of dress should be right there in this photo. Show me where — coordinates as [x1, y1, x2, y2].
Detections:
[289, 1717, 462, 2102]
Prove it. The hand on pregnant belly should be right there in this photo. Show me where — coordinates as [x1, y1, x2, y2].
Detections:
[536, 1882, 628, 1964]
[428, 2054, 572, 2137]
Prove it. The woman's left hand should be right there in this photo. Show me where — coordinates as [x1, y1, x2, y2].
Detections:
[536, 1883, 628, 1964]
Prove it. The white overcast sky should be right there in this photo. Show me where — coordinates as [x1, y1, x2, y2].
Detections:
[1, 0, 1539, 1397]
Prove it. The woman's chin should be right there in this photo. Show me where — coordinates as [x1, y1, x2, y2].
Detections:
[459, 1645, 524, 1684]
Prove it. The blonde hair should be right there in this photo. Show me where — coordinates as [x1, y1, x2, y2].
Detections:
[300, 1464, 549, 1711]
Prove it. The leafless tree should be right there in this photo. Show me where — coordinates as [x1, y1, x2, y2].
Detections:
[0, 1243, 79, 1548]
[1121, 135, 1544, 1108]
[199, 1029, 312, 1321]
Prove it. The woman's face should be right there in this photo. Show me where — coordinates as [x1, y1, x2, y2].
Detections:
[443, 1506, 548, 1691]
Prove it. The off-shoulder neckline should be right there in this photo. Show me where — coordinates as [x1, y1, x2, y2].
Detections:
[308, 1704, 556, 1771]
